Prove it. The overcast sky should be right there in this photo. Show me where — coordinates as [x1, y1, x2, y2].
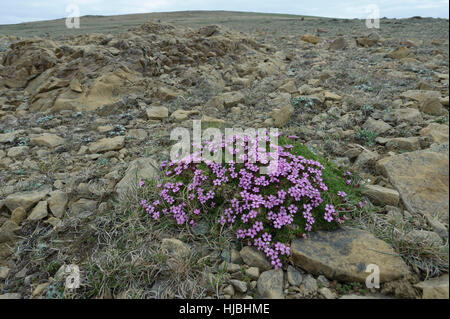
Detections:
[1, 0, 448, 25]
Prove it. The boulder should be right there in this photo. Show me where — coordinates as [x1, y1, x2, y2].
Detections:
[377, 150, 449, 228]
[291, 228, 410, 283]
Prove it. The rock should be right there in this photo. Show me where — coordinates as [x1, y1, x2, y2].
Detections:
[115, 157, 158, 198]
[377, 150, 448, 228]
[0, 220, 21, 243]
[201, 115, 226, 125]
[353, 150, 380, 171]
[240, 246, 271, 271]
[257, 269, 284, 299]
[0, 132, 16, 144]
[271, 104, 294, 127]
[417, 81, 433, 91]
[97, 125, 114, 133]
[0, 266, 10, 279]
[415, 274, 449, 299]
[420, 123, 449, 144]
[146, 106, 169, 120]
[362, 185, 400, 206]
[404, 230, 442, 246]
[291, 228, 410, 283]
[420, 97, 445, 115]
[46, 217, 63, 228]
[400, 90, 441, 103]
[7, 146, 29, 158]
[69, 78, 83, 93]
[10, 207, 26, 224]
[223, 285, 235, 296]
[392, 108, 422, 124]
[32, 282, 50, 297]
[268, 92, 291, 107]
[301, 34, 319, 44]
[324, 91, 342, 101]
[245, 267, 260, 280]
[160, 238, 191, 258]
[319, 287, 336, 299]
[222, 261, 241, 273]
[317, 275, 330, 288]
[29, 133, 65, 148]
[170, 109, 198, 122]
[427, 217, 448, 239]
[356, 37, 378, 47]
[222, 91, 245, 108]
[157, 87, 181, 101]
[278, 80, 297, 94]
[4, 187, 51, 212]
[230, 249, 242, 264]
[286, 265, 303, 286]
[88, 136, 124, 153]
[299, 274, 318, 295]
[328, 37, 347, 50]
[126, 129, 147, 141]
[362, 118, 392, 135]
[47, 190, 68, 218]
[388, 47, 410, 59]
[27, 200, 48, 221]
[385, 137, 421, 151]
[70, 198, 98, 215]
[230, 279, 248, 293]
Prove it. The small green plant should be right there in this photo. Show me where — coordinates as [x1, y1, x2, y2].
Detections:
[354, 83, 373, 92]
[361, 104, 374, 116]
[17, 137, 29, 146]
[108, 124, 126, 137]
[435, 116, 448, 124]
[37, 115, 55, 124]
[97, 158, 110, 166]
[356, 129, 378, 146]
[292, 96, 314, 108]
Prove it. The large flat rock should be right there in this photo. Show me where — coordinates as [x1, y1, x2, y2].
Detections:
[377, 150, 449, 228]
[291, 228, 409, 283]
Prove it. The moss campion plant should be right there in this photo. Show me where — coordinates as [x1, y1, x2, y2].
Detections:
[139, 131, 360, 269]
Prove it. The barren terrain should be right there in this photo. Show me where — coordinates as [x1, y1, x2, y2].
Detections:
[0, 11, 448, 299]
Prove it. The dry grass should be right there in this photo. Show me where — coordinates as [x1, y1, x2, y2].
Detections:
[1, 166, 238, 299]
[349, 202, 449, 279]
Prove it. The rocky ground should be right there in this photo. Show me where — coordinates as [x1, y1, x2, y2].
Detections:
[0, 12, 448, 299]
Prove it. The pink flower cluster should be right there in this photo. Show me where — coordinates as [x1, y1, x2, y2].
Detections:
[139, 132, 348, 269]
